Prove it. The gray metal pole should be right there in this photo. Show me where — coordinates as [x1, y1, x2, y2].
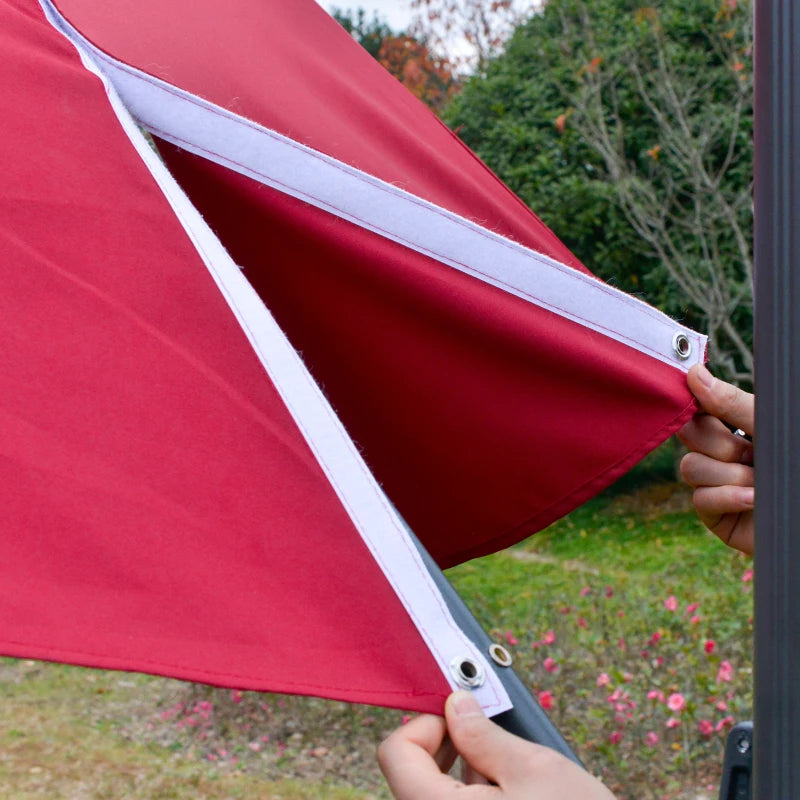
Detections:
[404, 522, 583, 766]
[753, 1, 800, 796]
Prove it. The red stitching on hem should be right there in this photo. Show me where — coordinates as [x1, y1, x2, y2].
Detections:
[0, 638, 445, 697]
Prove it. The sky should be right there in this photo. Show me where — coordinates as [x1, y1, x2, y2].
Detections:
[317, 0, 413, 32]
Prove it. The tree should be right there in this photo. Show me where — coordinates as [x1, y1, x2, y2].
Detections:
[331, 7, 394, 58]
[333, 7, 459, 113]
[377, 35, 459, 113]
[410, 0, 542, 73]
[445, 0, 753, 384]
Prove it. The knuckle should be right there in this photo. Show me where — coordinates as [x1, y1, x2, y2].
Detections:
[680, 452, 703, 484]
[717, 381, 740, 414]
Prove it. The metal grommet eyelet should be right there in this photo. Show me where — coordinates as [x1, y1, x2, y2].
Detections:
[488, 643, 513, 667]
[672, 332, 692, 360]
[449, 656, 486, 689]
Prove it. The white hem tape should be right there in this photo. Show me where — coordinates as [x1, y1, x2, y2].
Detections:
[38, 8, 705, 371]
[40, 0, 512, 715]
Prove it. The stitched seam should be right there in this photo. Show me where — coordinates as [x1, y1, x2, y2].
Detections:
[0, 638, 444, 696]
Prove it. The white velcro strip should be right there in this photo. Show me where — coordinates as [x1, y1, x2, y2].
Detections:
[39, 13, 705, 371]
[41, 0, 512, 715]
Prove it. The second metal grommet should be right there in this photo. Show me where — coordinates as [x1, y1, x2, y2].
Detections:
[488, 643, 513, 667]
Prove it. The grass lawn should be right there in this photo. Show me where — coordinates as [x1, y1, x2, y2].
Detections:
[1, 443, 753, 799]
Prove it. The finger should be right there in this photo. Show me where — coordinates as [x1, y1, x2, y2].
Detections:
[444, 691, 552, 786]
[693, 484, 755, 519]
[687, 365, 754, 437]
[693, 486, 754, 555]
[680, 452, 754, 489]
[677, 414, 754, 465]
[377, 714, 459, 800]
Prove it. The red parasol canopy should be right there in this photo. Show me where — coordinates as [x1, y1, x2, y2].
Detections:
[0, 0, 705, 714]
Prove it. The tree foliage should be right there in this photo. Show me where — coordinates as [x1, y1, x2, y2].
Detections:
[445, 0, 753, 383]
[331, 7, 394, 58]
[410, 0, 542, 73]
[332, 7, 459, 113]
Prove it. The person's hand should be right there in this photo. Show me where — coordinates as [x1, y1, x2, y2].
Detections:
[677, 364, 754, 554]
[377, 691, 617, 799]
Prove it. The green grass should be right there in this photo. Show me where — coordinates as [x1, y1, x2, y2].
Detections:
[0, 661, 376, 799]
[445, 448, 753, 800]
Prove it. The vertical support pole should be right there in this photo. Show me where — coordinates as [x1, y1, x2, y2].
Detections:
[753, 0, 800, 796]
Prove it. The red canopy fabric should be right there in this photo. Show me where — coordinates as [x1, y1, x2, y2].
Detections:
[0, 0, 705, 712]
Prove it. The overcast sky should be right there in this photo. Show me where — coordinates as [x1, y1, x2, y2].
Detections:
[317, 0, 413, 32]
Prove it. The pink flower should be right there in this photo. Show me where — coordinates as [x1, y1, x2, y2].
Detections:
[543, 657, 558, 673]
[698, 720, 714, 737]
[248, 741, 262, 752]
[231, 690, 243, 704]
[697, 719, 714, 736]
[608, 688, 623, 703]
[617, 637, 626, 651]
[597, 673, 611, 687]
[580, 586, 591, 597]
[560, 605, 571, 615]
[647, 690, 665, 703]
[717, 661, 734, 683]
[538, 690, 554, 710]
[504, 631, 519, 646]
[716, 715, 735, 732]
[664, 596, 678, 612]
[623, 672, 633, 683]
[742, 569, 754, 582]
[609, 731, 622, 745]
[667, 693, 686, 712]
[666, 717, 681, 729]
[716, 700, 728, 712]
[685, 602, 700, 615]
[401, 715, 413, 725]
[648, 631, 662, 646]
[617, 610, 625, 618]
[690, 614, 701, 625]
[704, 640, 716, 654]
[604, 586, 614, 598]
[542, 630, 556, 645]
[577, 617, 588, 629]
[644, 731, 659, 747]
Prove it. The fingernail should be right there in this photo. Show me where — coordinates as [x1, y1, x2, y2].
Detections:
[737, 487, 755, 508]
[451, 691, 483, 717]
[695, 363, 715, 390]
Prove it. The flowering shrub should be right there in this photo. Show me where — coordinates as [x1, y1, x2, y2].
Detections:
[483, 559, 753, 800]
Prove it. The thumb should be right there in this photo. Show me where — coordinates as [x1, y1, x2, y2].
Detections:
[687, 364, 754, 437]
[444, 691, 537, 785]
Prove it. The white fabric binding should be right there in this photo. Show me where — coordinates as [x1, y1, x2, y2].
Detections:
[41, 0, 512, 715]
[37, 10, 705, 371]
